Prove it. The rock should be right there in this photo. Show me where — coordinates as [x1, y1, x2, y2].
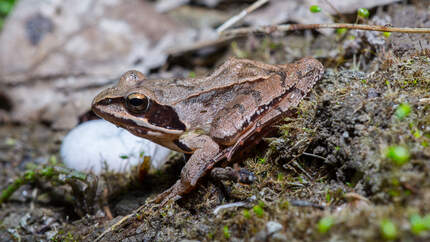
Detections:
[252, 221, 284, 241]
[266, 221, 283, 235]
[60, 119, 171, 174]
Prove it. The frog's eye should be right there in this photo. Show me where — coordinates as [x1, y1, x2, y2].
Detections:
[125, 93, 150, 113]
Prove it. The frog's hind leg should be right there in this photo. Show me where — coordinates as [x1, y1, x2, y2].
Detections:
[226, 87, 308, 160]
[155, 134, 220, 206]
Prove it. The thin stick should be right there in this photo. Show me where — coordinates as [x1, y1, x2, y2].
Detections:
[302, 152, 327, 161]
[216, 0, 269, 34]
[94, 213, 134, 242]
[221, 23, 430, 36]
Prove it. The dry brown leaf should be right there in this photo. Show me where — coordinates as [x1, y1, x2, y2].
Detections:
[0, 0, 198, 128]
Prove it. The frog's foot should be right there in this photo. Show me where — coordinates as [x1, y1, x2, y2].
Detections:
[154, 180, 191, 206]
[154, 134, 221, 206]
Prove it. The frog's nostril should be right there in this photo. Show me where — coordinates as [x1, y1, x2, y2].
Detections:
[99, 98, 112, 106]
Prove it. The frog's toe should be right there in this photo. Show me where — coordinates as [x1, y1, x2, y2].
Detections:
[158, 194, 182, 207]
[154, 180, 187, 205]
[154, 186, 174, 203]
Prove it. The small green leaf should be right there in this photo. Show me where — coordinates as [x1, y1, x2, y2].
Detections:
[357, 8, 370, 18]
[383, 32, 391, 38]
[386, 146, 410, 165]
[412, 129, 422, 138]
[119, 155, 129, 159]
[336, 28, 347, 35]
[223, 225, 230, 239]
[41, 167, 55, 177]
[258, 157, 266, 164]
[188, 71, 196, 78]
[309, 5, 321, 13]
[395, 103, 411, 120]
[253, 205, 264, 217]
[317, 216, 334, 234]
[24, 170, 36, 181]
[380, 219, 397, 240]
[242, 209, 251, 219]
[410, 214, 428, 235]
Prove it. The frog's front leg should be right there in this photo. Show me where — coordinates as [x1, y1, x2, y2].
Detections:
[155, 133, 220, 205]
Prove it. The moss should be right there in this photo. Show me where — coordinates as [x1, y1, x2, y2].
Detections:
[0, 0, 17, 30]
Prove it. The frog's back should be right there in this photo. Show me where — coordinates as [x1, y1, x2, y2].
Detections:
[143, 58, 280, 104]
[162, 58, 290, 133]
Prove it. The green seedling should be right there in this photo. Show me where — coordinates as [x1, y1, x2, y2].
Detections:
[395, 103, 411, 120]
[380, 219, 397, 240]
[223, 225, 230, 239]
[357, 8, 370, 19]
[309, 5, 321, 13]
[386, 146, 410, 165]
[317, 216, 334, 234]
[253, 205, 264, 218]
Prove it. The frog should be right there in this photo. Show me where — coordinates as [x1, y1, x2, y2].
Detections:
[92, 57, 324, 205]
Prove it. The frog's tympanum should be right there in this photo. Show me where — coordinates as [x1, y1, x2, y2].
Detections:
[92, 57, 324, 205]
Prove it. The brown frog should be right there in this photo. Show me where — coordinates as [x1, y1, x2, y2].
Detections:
[92, 57, 324, 205]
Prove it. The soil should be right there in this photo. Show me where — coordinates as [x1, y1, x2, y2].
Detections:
[1, 3, 430, 242]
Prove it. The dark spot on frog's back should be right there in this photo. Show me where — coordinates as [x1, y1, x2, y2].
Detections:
[239, 87, 262, 104]
[276, 71, 287, 87]
[233, 103, 245, 114]
[25, 13, 54, 46]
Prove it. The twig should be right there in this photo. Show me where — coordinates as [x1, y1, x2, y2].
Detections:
[222, 23, 430, 36]
[216, 0, 269, 34]
[94, 213, 134, 242]
[213, 202, 247, 215]
[289, 200, 325, 210]
[302, 152, 327, 161]
[292, 160, 313, 181]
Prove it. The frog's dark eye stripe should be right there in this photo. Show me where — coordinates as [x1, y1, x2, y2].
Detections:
[125, 93, 151, 113]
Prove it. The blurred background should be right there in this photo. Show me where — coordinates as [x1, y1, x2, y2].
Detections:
[1, 0, 430, 241]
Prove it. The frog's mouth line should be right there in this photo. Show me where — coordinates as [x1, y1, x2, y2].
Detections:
[92, 99, 184, 138]
[92, 105, 149, 136]
[93, 100, 192, 152]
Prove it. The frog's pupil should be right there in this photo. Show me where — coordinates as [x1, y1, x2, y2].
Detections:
[130, 98, 144, 107]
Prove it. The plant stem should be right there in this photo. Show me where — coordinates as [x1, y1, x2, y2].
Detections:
[221, 23, 430, 36]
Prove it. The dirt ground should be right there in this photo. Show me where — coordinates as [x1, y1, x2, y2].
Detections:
[1, 2, 430, 242]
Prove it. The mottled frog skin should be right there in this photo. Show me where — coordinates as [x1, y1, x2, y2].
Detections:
[92, 57, 324, 205]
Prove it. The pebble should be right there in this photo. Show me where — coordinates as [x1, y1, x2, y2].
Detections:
[60, 119, 171, 174]
[266, 221, 283, 235]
